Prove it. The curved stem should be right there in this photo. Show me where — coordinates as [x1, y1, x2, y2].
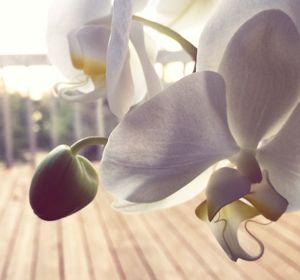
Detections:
[132, 15, 197, 62]
[71, 136, 108, 154]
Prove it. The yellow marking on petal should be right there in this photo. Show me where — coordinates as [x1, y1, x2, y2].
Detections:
[70, 52, 84, 70]
[70, 53, 106, 76]
[83, 59, 106, 76]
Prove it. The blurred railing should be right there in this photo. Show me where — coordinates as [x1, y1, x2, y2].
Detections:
[0, 51, 193, 167]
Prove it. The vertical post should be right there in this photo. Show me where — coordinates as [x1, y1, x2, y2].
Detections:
[26, 93, 36, 166]
[73, 103, 82, 141]
[49, 92, 59, 148]
[1, 78, 14, 167]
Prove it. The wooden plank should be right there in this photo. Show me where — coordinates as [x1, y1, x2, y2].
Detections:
[120, 212, 188, 280]
[93, 198, 127, 279]
[56, 220, 66, 280]
[95, 197, 154, 280]
[61, 213, 90, 280]
[0, 167, 29, 279]
[140, 210, 216, 279]
[34, 219, 61, 280]
[113, 214, 158, 280]
[79, 201, 121, 280]
[5, 174, 37, 280]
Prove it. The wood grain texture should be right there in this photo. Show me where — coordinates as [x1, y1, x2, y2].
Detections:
[0, 165, 300, 280]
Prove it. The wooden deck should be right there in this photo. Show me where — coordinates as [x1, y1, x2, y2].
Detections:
[0, 164, 300, 280]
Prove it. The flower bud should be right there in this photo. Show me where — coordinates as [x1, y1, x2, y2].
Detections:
[30, 145, 98, 221]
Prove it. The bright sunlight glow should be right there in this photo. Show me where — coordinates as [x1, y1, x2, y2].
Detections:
[0, 0, 52, 54]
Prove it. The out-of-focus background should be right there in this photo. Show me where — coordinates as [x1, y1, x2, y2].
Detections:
[0, 1, 300, 279]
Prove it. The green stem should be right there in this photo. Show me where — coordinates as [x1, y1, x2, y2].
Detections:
[132, 15, 197, 62]
[71, 136, 108, 154]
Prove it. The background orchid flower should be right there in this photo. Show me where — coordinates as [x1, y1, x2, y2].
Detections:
[100, 8, 300, 261]
[47, 0, 161, 118]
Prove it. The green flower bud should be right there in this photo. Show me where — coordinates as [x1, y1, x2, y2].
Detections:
[30, 144, 98, 221]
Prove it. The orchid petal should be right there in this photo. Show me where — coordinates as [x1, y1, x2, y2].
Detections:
[108, 54, 135, 118]
[196, 200, 263, 262]
[100, 72, 238, 203]
[127, 42, 148, 104]
[197, 0, 300, 72]
[47, 0, 111, 80]
[106, 0, 132, 115]
[258, 104, 300, 211]
[112, 167, 213, 213]
[219, 10, 300, 149]
[68, 30, 83, 70]
[206, 168, 251, 221]
[130, 21, 161, 99]
[245, 171, 288, 221]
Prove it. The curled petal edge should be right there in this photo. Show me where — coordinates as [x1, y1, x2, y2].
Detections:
[54, 78, 105, 102]
[196, 200, 264, 262]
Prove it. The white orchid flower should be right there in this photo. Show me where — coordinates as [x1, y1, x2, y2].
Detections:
[47, 0, 161, 118]
[100, 6, 300, 261]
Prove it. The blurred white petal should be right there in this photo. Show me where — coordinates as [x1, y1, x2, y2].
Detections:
[106, 0, 132, 105]
[100, 72, 238, 203]
[47, 0, 111, 80]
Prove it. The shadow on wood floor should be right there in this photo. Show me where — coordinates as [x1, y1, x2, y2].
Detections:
[0, 164, 299, 280]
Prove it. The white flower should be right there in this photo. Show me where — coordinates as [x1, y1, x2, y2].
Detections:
[100, 5, 300, 261]
[47, 0, 161, 118]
